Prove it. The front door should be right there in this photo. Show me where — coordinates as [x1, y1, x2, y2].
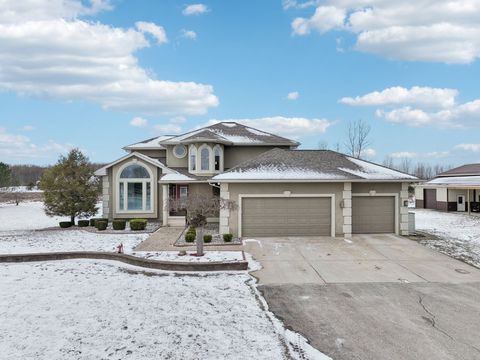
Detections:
[457, 195, 466, 212]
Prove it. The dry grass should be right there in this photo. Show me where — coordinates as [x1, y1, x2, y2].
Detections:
[0, 192, 43, 203]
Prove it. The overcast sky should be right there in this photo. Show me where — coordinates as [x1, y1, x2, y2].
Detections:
[1, 0, 480, 166]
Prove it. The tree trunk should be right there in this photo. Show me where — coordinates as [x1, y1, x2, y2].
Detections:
[70, 215, 75, 226]
[196, 226, 204, 256]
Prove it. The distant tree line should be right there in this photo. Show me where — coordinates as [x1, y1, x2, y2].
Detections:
[382, 157, 452, 180]
[3, 162, 106, 188]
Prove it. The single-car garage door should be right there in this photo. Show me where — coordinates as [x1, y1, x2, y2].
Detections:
[424, 189, 437, 209]
[241, 197, 332, 237]
[352, 196, 395, 234]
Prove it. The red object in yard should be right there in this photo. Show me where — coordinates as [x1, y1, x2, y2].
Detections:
[116, 243, 124, 254]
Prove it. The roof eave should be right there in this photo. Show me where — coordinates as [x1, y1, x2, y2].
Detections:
[210, 178, 419, 183]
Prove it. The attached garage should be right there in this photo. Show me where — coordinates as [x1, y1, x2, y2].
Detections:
[241, 196, 333, 237]
[352, 196, 396, 234]
[424, 189, 437, 209]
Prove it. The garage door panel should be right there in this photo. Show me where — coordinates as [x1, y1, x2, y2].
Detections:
[242, 197, 331, 237]
[352, 196, 395, 234]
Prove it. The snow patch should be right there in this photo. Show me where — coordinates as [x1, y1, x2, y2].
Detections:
[134, 251, 244, 263]
[214, 165, 347, 180]
[340, 157, 417, 180]
[161, 173, 195, 181]
[425, 175, 480, 186]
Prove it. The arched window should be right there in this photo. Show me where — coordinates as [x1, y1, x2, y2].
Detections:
[213, 145, 222, 172]
[189, 145, 197, 171]
[200, 146, 210, 171]
[118, 163, 153, 212]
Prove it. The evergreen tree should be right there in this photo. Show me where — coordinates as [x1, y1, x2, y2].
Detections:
[40, 149, 99, 225]
[0, 162, 11, 188]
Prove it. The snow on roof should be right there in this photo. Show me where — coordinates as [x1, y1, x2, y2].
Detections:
[160, 173, 196, 182]
[213, 165, 348, 180]
[425, 175, 480, 187]
[159, 122, 298, 146]
[124, 135, 172, 150]
[340, 157, 417, 180]
[212, 148, 417, 182]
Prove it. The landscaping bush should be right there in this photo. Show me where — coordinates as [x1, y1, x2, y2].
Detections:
[130, 219, 147, 231]
[59, 221, 72, 228]
[112, 219, 126, 230]
[187, 226, 196, 235]
[96, 220, 108, 231]
[203, 234, 212, 243]
[77, 220, 89, 227]
[185, 232, 195, 242]
[89, 218, 99, 226]
[223, 233, 233, 242]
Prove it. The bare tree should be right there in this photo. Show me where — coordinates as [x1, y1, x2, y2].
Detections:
[345, 119, 371, 159]
[382, 156, 395, 169]
[318, 140, 329, 150]
[168, 193, 237, 256]
[397, 157, 413, 175]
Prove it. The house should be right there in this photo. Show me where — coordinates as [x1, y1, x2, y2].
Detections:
[414, 164, 480, 214]
[95, 122, 416, 238]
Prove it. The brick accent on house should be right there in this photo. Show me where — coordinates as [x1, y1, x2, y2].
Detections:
[219, 183, 230, 234]
[342, 182, 352, 238]
[102, 176, 110, 219]
[400, 183, 409, 235]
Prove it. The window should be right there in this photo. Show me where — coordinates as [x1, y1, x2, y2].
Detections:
[173, 144, 187, 158]
[213, 145, 222, 171]
[201, 147, 210, 171]
[179, 186, 188, 198]
[189, 146, 197, 171]
[118, 163, 153, 212]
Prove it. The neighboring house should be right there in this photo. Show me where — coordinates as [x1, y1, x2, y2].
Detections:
[95, 122, 416, 238]
[415, 164, 480, 214]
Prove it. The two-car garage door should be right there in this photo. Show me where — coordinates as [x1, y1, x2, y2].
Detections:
[241, 197, 332, 237]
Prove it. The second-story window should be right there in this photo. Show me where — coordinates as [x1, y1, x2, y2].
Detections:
[214, 145, 221, 171]
[201, 146, 210, 171]
[189, 145, 197, 171]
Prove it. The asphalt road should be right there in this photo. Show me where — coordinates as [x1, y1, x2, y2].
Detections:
[260, 282, 480, 360]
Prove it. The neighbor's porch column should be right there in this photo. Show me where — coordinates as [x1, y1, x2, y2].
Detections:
[219, 183, 230, 234]
[162, 184, 169, 226]
[468, 188, 471, 215]
[342, 182, 352, 239]
[102, 176, 111, 220]
[400, 183, 409, 236]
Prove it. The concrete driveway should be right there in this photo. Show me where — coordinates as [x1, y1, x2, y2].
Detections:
[243, 234, 480, 285]
[244, 235, 480, 360]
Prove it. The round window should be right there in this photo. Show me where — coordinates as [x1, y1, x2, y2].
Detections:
[173, 144, 187, 158]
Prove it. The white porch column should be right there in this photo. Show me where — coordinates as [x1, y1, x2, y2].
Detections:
[400, 182, 410, 236]
[468, 188, 471, 215]
[219, 183, 230, 234]
[342, 182, 352, 239]
[162, 184, 169, 226]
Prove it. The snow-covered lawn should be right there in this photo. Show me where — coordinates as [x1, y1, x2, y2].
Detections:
[0, 202, 71, 232]
[135, 250, 244, 263]
[0, 229, 147, 254]
[413, 209, 480, 268]
[0, 260, 328, 360]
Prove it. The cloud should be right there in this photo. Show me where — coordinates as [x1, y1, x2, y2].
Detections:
[286, 91, 300, 100]
[182, 4, 208, 16]
[282, 0, 320, 10]
[154, 123, 183, 134]
[360, 148, 376, 158]
[180, 29, 197, 40]
[21, 125, 35, 131]
[135, 21, 168, 44]
[130, 117, 148, 127]
[0, 0, 218, 116]
[0, 127, 73, 160]
[290, 1, 480, 64]
[341, 86, 480, 128]
[170, 116, 186, 124]
[206, 116, 333, 139]
[455, 143, 480, 152]
[339, 86, 457, 109]
[390, 151, 417, 159]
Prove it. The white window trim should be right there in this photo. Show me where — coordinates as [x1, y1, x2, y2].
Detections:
[198, 143, 212, 173]
[188, 145, 197, 172]
[116, 161, 155, 214]
[173, 144, 187, 159]
[237, 193, 336, 238]
[213, 144, 223, 173]
[351, 193, 399, 235]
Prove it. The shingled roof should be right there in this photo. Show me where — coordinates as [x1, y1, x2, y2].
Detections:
[437, 164, 480, 177]
[160, 122, 298, 146]
[212, 148, 417, 182]
[123, 135, 172, 150]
